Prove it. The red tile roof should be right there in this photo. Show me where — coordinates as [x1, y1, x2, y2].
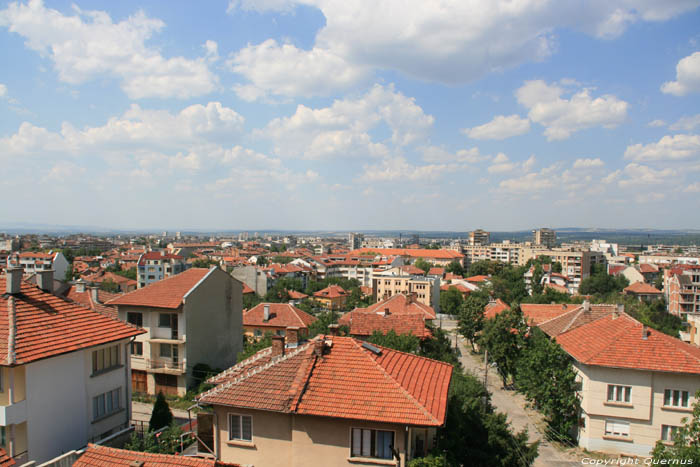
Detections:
[639, 263, 658, 273]
[537, 304, 619, 337]
[65, 286, 121, 319]
[608, 265, 626, 276]
[440, 283, 471, 294]
[74, 444, 238, 467]
[0, 448, 14, 466]
[556, 313, 700, 375]
[0, 278, 144, 365]
[313, 284, 348, 299]
[465, 275, 489, 283]
[244, 303, 316, 329]
[106, 268, 212, 309]
[483, 299, 510, 320]
[624, 281, 662, 295]
[339, 311, 431, 338]
[355, 294, 436, 319]
[348, 248, 464, 260]
[286, 289, 308, 300]
[400, 265, 426, 275]
[428, 267, 445, 276]
[241, 282, 255, 294]
[520, 303, 580, 326]
[137, 251, 183, 266]
[200, 336, 452, 427]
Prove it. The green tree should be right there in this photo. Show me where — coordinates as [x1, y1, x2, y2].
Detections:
[191, 258, 218, 268]
[414, 258, 432, 274]
[368, 330, 420, 353]
[64, 265, 75, 281]
[515, 328, 580, 441]
[115, 267, 137, 280]
[149, 392, 173, 432]
[237, 332, 272, 362]
[530, 264, 544, 296]
[100, 279, 120, 293]
[307, 311, 344, 337]
[440, 287, 464, 317]
[407, 454, 449, 467]
[242, 292, 262, 310]
[551, 262, 562, 273]
[579, 271, 628, 295]
[652, 390, 700, 465]
[419, 324, 461, 368]
[480, 308, 526, 388]
[445, 261, 465, 277]
[458, 293, 488, 352]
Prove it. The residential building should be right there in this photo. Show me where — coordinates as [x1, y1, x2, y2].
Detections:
[623, 282, 663, 302]
[461, 240, 537, 266]
[136, 251, 188, 288]
[665, 265, 700, 317]
[348, 248, 464, 267]
[313, 285, 349, 310]
[532, 228, 557, 248]
[348, 233, 364, 251]
[107, 268, 243, 397]
[197, 332, 452, 466]
[0, 268, 144, 464]
[468, 229, 490, 246]
[539, 308, 700, 456]
[63, 280, 120, 318]
[483, 299, 510, 320]
[230, 265, 268, 296]
[372, 267, 441, 312]
[687, 314, 700, 346]
[81, 270, 137, 293]
[520, 247, 606, 292]
[7, 251, 69, 281]
[243, 303, 316, 341]
[73, 443, 238, 466]
[340, 294, 434, 338]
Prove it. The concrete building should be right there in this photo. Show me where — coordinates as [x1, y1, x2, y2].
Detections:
[537, 306, 700, 456]
[107, 267, 243, 397]
[197, 333, 452, 466]
[372, 267, 440, 313]
[665, 265, 700, 317]
[348, 248, 464, 267]
[347, 233, 364, 251]
[8, 251, 69, 281]
[0, 268, 143, 464]
[136, 251, 188, 289]
[230, 264, 268, 296]
[313, 285, 349, 311]
[520, 247, 606, 292]
[468, 229, 490, 246]
[532, 228, 557, 248]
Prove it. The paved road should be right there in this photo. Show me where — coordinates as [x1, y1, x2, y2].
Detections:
[442, 321, 581, 466]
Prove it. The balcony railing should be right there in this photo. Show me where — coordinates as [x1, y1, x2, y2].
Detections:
[147, 358, 185, 372]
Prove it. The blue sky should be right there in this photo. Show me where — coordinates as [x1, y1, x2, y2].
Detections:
[1, 0, 699, 231]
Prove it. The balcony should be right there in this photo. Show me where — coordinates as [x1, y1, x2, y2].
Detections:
[146, 358, 185, 374]
[0, 399, 27, 425]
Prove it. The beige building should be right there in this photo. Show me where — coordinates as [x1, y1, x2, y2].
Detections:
[520, 247, 606, 291]
[108, 267, 243, 397]
[468, 229, 490, 246]
[197, 332, 452, 466]
[372, 267, 440, 313]
[532, 228, 557, 248]
[538, 306, 700, 456]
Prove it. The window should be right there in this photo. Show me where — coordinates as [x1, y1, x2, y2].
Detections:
[664, 389, 690, 408]
[661, 425, 679, 441]
[604, 420, 630, 437]
[228, 414, 252, 441]
[351, 428, 394, 460]
[160, 343, 172, 358]
[92, 345, 120, 374]
[127, 312, 143, 327]
[93, 388, 121, 420]
[607, 385, 631, 403]
[276, 329, 286, 337]
[131, 341, 143, 356]
[254, 329, 262, 337]
[0, 426, 4, 447]
[159, 313, 175, 328]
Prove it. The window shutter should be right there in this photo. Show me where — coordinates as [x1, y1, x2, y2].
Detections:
[242, 415, 252, 441]
[362, 429, 372, 457]
[230, 415, 241, 440]
[352, 429, 362, 456]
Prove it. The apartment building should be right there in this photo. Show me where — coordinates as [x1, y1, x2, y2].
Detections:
[372, 267, 440, 312]
[532, 228, 557, 248]
[348, 233, 364, 251]
[107, 268, 243, 396]
[7, 251, 69, 281]
[349, 247, 464, 267]
[468, 229, 490, 246]
[313, 285, 349, 310]
[520, 247, 606, 292]
[243, 303, 316, 341]
[538, 307, 700, 456]
[136, 251, 188, 288]
[0, 268, 144, 464]
[461, 241, 542, 266]
[665, 265, 700, 317]
[197, 332, 452, 466]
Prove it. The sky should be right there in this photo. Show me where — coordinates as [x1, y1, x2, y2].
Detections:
[1, 0, 700, 232]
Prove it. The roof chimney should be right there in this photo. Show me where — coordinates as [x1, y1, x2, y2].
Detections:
[583, 300, 590, 312]
[313, 339, 325, 357]
[88, 285, 100, 304]
[271, 335, 285, 357]
[5, 267, 22, 295]
[642, 324, 648, 340]
[328, 324, 340, 336]
[75, 279, 86, 294]
[263, 304, 270, 322]
[616, 304, 624, 315]
[36, 269, 54, 294]
[287, 326, 299, 347]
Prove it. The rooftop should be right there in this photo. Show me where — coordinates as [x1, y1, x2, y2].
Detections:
[74, 444, 238, 467]
[354, 294, 436, 319]
[339, 311, 431, 338]
[244, 303, 316, 329]
[624, 281, 662, 295]
[106, 268, 213, 309]
[313, 284, 348, 299]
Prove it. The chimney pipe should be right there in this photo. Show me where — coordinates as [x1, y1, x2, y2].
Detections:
[583, 300, 590, 312]
[328, 324, 340, 336]
[264, 304, 270, 322]
[271, 335, 285, 357]
[617, 304, 624, 315]
[5, 267, 22, 295]
[76, 279, 86, 294]
[287, 326, 299, 347]
[36, 269, 54, 294]
[313, 339, 324, 357]
[88, 285, 100, 304]
[642, 325, 648, 340]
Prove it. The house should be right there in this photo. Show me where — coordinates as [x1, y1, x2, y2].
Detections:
[534, 304, 700, 456]
[350, 293, 436, 321]
[520, 303, 581, 326]
[107, 267, 243, 397]
[313, 285, 349, 310]
[664, 265, 700, 317]
[372, 268, 440, 312]
[286, 289, 308, 305]
[243, 303, 316, 341]
[483, 299, 510, 320]
[7, 251, 69, 281]
[196, 330, 452, 466]
[137, 251, 188, 289]
[82, 270, 137, 293]
[63, 279, 120, 319]
[339, 293, 435, 339]
[440, 283, 472, 299]
[623, 282, 663, 302]
[74, 443, 239, 466]
[0, 268, 144, 464]
[348, 247, 465, 266]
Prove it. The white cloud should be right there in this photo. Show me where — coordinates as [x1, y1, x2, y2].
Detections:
[42, 161, 86, 182]
[361, 156, 447, 182]
[420, 146, 488, 164]
[661, 51, 700, 96]
[488, 153, 536, 174]
[225, 0, 697, 93]
[624, 134, 700, 162]
[573, 158, 604, 169]
[0, 0, 217, 99]
[498, 166, 558, 194]
[669, 114, 700, 131]
[261, 84, 433, 159]
[0, 83, 6, 98]
[516, 80, 628, 140]
[648, 119, 666, 127]
[208, 167, 318, 193]
[463, 114, 530, 140]
[617, 163, 676, 187]
[229, 39, 369, 100]
[684, 182, 700, 193]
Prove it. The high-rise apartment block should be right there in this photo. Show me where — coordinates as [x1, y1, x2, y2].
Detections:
[533, 228, 557, 248]
[468, 229, 490, 246]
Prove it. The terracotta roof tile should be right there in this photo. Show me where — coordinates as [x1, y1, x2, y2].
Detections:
[624, 281, 662, 295]
[348, 248, 464, 260]
[313, 285, 348, 299]
[244, 303, 316, 329]
[0, 448, 14, 466]
[520, 303, 580, 326]
[74, 443, 238, 466]
[106, 268, 212, 309]
[538, 304, 618, 337]
[359, 294, 436, 319]
[339, 311, 431, 338]
[0, 278, 144, 365]
[483, 299, 510, 320]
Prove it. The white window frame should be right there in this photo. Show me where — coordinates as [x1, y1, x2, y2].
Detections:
[604, 419, 630, 438]
[93, 387, 122, 421]
[663, 389, 690, 408]
[92, 344, 120, 374]
[350, 428, 396, 460]
[606, 384, 631, 403]
[228, 413, 253, 442]
[661, 425, 679, 441]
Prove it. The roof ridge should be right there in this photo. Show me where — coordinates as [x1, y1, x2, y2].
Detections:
[207, 347, 272, 383]
[647, 325, 700, 366]
[288, 346, 318, 412]
[537, 305, 582, 327]
[349, 339, 440, 425]
[560, 314, 637, 364]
